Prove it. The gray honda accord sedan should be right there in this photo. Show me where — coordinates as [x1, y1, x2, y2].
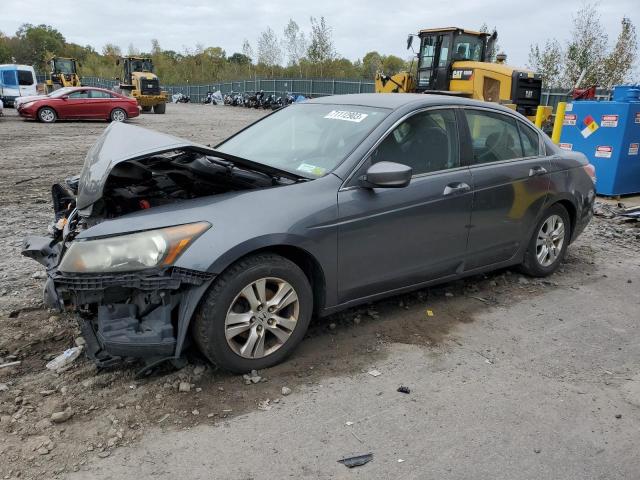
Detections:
[22, 94, 595, 373]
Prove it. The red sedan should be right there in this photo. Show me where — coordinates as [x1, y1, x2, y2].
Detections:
[17, 87, 140, 123]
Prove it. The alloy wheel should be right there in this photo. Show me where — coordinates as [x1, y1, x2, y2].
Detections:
[111, 109, 126, 122]
[225, 277, 300, 359]
[39, 108, 55, 122]
[536, 214, 565, 267]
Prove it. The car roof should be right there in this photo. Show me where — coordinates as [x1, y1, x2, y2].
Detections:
[306, 93, 518, 115]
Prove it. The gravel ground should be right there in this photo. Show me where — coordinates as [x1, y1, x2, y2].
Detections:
[0, 104, 639, 480]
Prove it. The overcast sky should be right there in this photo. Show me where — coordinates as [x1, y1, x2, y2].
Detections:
[1, 0, 637, 69]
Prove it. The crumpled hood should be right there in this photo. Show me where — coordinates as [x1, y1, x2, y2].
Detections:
[76, 122, 217, 210]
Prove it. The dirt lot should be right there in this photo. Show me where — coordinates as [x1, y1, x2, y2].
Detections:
[0, 104, 639, 480]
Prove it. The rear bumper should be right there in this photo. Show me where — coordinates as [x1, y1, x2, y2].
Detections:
[572, 189, 595, 242]
[0, 95, 17, 107]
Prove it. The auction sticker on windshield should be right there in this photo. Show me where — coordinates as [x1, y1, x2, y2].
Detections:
[324, 110, 369, 122]
[297, 163, 326, 176]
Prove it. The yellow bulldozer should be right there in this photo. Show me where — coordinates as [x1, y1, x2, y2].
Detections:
[45, 57, 81, 93]
[116, 56, 167, 113]
[375, 27, 549, 121]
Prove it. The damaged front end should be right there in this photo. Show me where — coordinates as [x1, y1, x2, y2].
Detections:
[22, 122, 293, 369]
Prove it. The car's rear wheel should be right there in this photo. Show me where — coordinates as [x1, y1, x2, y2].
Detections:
[520, 204, 571, 277]
[110, 108, 127, 122]
[153, 103, 166, 114]
[38, 107, 57, 123]
[193, 253, 313, 373]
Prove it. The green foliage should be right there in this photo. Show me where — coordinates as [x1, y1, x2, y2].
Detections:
[0, 17, 408, 84]
[527, 3, 638, 88]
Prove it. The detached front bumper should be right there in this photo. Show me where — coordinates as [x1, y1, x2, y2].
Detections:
[22, 235, 214, 367]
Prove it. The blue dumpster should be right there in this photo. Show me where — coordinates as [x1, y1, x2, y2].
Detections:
[559, 85, 640, 196]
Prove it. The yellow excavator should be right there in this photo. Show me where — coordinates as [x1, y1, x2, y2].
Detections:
[375, 27, 548, 121]
[116, 56, 167, 113]
[45, 57, 81, 93]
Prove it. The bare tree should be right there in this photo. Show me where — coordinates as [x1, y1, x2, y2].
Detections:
[562, 2, 608, 88]
[283, 19, 307, 77]
[241, 39, 254, 64]
[527, 39, 563, 88]
[127, 43, 139, 56]
[603, 17, 637, 86]
[307, 16, 335, 76]
[257, 27, 282, 76]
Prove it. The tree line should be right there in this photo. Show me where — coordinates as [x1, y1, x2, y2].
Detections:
[0, 17, 410, 84]
[1, 6, 636, 88]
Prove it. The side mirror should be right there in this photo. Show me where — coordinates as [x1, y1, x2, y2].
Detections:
[360, 161, 412, 188]
[406, 35, 414, 50]
[61, 95, 69, 100]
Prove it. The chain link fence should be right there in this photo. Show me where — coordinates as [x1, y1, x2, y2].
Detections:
[47, 75, 612, 109]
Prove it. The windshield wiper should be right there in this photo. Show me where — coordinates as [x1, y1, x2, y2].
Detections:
[205, 149, 311, 182]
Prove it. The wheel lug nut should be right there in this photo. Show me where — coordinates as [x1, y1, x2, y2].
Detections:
[257, 325, 263, 331]
[268, 306, 275, 313]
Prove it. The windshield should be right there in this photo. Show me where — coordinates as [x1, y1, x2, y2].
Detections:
[53, 58, 75, 74]
[130, 59, 153, 72]
[452, 34, 484, 61]
[216, 104, 389, 178]
[48, 87, 76, 98]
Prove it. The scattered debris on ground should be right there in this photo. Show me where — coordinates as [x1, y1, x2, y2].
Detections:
[338, 453, 373, 468]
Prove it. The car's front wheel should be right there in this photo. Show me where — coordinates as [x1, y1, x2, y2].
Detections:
[193, 253, 313, 373]
[521, 204, 571, 277]
[110, 108, 127, 122]
[38, 107, 57, 123]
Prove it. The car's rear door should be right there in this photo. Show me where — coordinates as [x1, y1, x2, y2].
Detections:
[336, 107, 473, 303]
[461, 107, 550, 269]
[88, 90, 114, 118]
[63, 89, 92, 118]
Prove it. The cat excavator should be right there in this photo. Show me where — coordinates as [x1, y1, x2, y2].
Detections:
[375, 27, 548, 121]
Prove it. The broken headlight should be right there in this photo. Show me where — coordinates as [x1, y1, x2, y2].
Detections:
[58, 222, 210, 273]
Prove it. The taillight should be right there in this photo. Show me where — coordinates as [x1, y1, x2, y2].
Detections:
[583, 163, 596, 183]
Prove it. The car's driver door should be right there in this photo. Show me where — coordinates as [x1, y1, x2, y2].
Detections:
[336, 108, 473, 304]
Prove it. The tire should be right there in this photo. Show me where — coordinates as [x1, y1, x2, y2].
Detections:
[38, 107, 57, 123]
[520, 204, 571, 277]
[153, 102, 166, 114]
[110, 108, 127, 122]
[141, 106, 152, 113]
[193, 253, 313, 373]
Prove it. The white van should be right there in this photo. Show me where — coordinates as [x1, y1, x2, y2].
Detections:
[0, 64, 38, 107]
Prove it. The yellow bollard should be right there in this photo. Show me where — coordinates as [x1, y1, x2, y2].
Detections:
[551, 102, 566, 144]
[535, 106, 545, 128]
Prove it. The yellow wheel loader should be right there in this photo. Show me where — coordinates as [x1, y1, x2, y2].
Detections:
[45, 57, 81, 93]
[375, 27, 550, 121]
[116, 57, 167, 114]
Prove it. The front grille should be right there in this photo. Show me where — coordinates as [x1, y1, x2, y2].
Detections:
[511, 72, 542, 116]
[140, 78, 160, 95]
[53, 267, 214, 292]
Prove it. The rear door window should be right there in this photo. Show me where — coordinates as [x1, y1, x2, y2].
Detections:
[17, 70, 34, 86]
[518, 122, 541, 157]
[464, 109, 523, 164]
[90, 90, 113, 98]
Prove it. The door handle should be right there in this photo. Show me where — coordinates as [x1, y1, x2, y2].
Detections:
[443, 182, 471, 196]
[529, 166, 547, 177]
